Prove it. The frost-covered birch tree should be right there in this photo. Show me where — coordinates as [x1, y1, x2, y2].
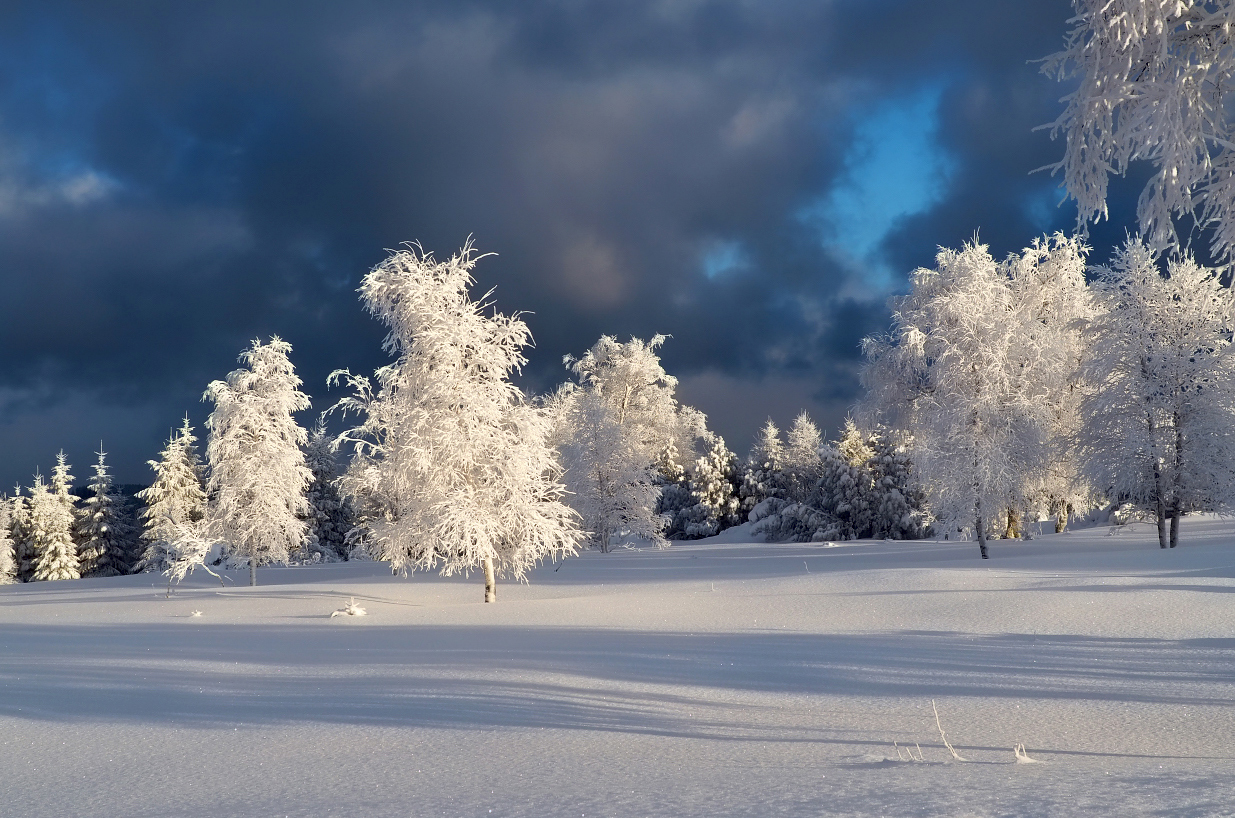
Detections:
[1006, 233, 1097, 531]
[137, 418, 207, 573]
[331, 242, 581, 602]
[204, 337, 313, 585]
[861, 241, 1057, 558]
[1041, 0, 1235, 259]
[556, 388, 667, 551]
[1079, 239, 1235, 548]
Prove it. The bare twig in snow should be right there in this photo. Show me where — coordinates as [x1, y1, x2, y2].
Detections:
[932, 700, 967, 761]
[1014, 743, 1039, 764]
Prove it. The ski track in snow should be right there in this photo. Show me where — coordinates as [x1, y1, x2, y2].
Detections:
[2, 519, 1234, 817]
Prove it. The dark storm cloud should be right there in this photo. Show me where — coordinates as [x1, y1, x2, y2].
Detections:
[0, 0, 1086, 487]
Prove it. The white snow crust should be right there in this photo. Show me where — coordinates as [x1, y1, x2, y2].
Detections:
[3, 518, 1234, 817]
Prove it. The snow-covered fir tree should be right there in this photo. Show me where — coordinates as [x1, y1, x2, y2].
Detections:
[781, 412, 823, 504]
[29, 474, 80, 581]
[75, 448, 135, 577]
[49, 450, 80, 540]
[1042, 0, 1235, 260]
[10, 488, 33, 582]
[1079, 240, 1235, 548]
[865, 430, 927, 540]
[301, 423, 352, 562]
[331, 242, 581, 602]
[0, 498, 16, 584]
[739, 419, 784, 518]
[685, 434, 741, 537]
[137, 418, 207, 573]
[861, 240, 1059, 558]
[204, 337, 313, 585]
[558, 389, 667, 551]
[817, 423, 873, 541]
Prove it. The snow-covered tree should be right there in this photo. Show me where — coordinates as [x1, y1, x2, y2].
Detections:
[0, 498, 15, 584]
[1042, 1, 1235, 260]
[559, 389, 667, 551]
[1079, 239, 1235, 548]
[865, 430, 927, 540]
[688, 435, 742, 533]
[817, 423, 873, 541]
[1006, 234, 1097, 531]
[10, 488, 33, 582]
[861, 241, 1059, 558]
[49, 450, 79, 538]
[204, 337, 313, 585]
[331, 242, 581, 602]
[137, 418, 207, 573]
[781, 412, 823, 504]
[302, 423, 352, 562]
[75, 448, 135, 577]
[29, 474, 80, 581]
[740, 419, 785, 517]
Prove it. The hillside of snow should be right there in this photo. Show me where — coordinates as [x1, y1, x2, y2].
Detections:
[3, 518, 1234, 817]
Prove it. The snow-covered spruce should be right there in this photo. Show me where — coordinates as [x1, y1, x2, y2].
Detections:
[75, 448, 137, 577]
[739, 418, 785, 519]
[9, 489, 33, 582]
[1042, 0, 1235, 261]
[331, 242, 582, 602]
[0, 498, 16, 583]
[1079, 240, 1235, 549]
[28, 474, 80, 581]
[204, 337, 313, 586]
[137, 418, 207, 573]
[301, 423, 353, 562]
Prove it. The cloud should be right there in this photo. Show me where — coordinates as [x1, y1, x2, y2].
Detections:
[0, 0, 1089, 486]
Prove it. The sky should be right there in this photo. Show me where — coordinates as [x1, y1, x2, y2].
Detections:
[0, 0, 1144, 489]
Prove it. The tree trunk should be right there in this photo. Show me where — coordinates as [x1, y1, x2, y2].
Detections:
[249, 560, 257, 586]
[1004, 507, 1019, 540]
[975, 501, 988, 559]
[1170, 414, 1183, 549]
[1153, 457, 1168, 549]
[1055, 501, 1068, 534]
[1169, 507, 1180, 549]
[483, 557, 496, 603]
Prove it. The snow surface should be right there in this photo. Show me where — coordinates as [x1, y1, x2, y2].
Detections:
[3, 519, 1234, 817]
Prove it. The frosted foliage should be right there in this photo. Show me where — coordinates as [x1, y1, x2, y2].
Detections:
[29, 476, 80, 581]
[76, 450, 135, 577]
[204, 337, 312, 569]
[740, 419, 785, 514]
[50, 451, 78, 522]
[818, 442, 872, 541]
[860, 241, 1059, 556]
[782, 412, 823, 503]
[10, 491, 33, 582]
[1042, 1, 1235, 259]
[1079, 240, 1235, 542]
[1006, 234, 1098, 528]
[137, 419, 206, 573]
[332, 243, 581, 580]
[691, 435, 741, 529]
[559, 391, 667, 551]
[566, 335, 708, 472]
[0, 500, 15, 583]
[302, 425, 351, 561]
[163, 522, 224, 586]
[866, 432, 927, 540]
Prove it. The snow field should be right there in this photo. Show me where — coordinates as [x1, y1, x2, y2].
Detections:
[2, 519, 1234, 817]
